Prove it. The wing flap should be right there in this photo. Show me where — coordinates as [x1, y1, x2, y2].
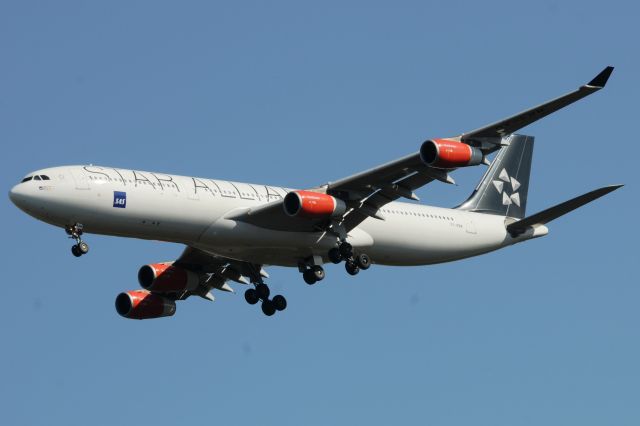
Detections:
[327, 152, 424, 195]
[170, 246, 272, 301]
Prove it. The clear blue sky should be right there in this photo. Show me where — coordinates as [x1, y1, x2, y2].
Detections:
[1, 1, 638, 425]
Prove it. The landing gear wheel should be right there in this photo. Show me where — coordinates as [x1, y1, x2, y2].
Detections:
[311, 265, 325, 282]
[328, 247, 342, 264]
[339, 242, 353, 259]
[303, 270, 317, 285]
[255, 283, 270, 300]
[261, 300, 276, 316]
[66, 223, 88, 257]
[272, 295, 287, 311]
[355, 253, 371, 270]
[78, 241, 89, 255]
[71, 245, 82, 257]
[244, 288, 259, 305]
[345, 260, 360, 276]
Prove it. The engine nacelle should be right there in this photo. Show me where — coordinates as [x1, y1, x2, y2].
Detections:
[115, 290, 176, 320]
[137, 263, 200, 293]
[420, 139, 483, 168]
[283, 190, 347, 218]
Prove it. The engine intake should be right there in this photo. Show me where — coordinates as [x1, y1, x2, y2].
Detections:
[283, 190, 346, 218]
[115, 290, 176, 320]
[420, 139, 483, 168]
[138, 263, 200, 293]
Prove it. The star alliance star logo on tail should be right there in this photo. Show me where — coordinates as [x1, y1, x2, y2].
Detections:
[492, 168, 520, 206]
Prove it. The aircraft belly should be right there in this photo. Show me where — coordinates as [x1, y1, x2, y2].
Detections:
[195, 208, 507, 267]
[196, 218, 374, 266]
[359, 211, 507, 266]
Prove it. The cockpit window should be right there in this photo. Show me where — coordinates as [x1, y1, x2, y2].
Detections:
[19, 175, 50, 183]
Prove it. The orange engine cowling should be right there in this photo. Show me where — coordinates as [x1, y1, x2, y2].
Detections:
[283, 190, 347, 218]
[137, 263, 200, 293]
[420, 139, 483, 168]
[115, 290, 176, 319]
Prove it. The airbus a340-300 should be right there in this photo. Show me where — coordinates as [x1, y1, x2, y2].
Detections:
[9, 67, 621, 318]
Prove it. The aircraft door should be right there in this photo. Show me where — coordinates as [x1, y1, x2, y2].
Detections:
[466, 219, 477, 234]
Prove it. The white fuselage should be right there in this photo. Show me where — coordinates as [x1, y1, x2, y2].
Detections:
[9, 165, 546, 267]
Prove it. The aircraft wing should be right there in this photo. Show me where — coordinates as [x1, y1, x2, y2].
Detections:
[165, 246, 268, 301]
[228, 152, 448, 232]
[458, 66, 613, 144]
[230, 67, 613, 233]
[324, 154, 452, 230]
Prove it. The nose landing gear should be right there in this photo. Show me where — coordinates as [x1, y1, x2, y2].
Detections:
[71, 241, 89, 257]
[66, 223, 89, 257]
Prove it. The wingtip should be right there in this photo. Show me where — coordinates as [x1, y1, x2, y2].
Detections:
[598, 184, 624, 195]
[587, 66, 614, 88]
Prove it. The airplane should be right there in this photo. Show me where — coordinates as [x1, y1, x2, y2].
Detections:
[9, 66, 622, 319]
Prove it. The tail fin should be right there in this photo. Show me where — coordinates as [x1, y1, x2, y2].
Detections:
[456, 134, 534, 219]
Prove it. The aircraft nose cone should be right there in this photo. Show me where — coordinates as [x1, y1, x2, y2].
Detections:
[9, 184, 20, 204]
[9, 184, 28, 210]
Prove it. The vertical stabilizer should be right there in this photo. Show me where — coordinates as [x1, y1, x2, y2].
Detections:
[456, 135, 534, 219]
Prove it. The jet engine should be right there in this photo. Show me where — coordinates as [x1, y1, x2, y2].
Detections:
[420, 139, 483, 168]
[283, 190, 347, 218]
[137, 263, 200, 292]
[115, 290, 176, 319]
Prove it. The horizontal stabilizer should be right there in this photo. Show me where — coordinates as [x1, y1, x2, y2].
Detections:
[506, 184, 623, 235]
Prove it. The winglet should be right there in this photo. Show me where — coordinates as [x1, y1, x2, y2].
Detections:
[587, 66, 614, 88]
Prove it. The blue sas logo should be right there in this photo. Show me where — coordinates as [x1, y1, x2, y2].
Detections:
[113, 191, 127, 208]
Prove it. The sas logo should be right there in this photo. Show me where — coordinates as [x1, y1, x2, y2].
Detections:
[113, 191, 127, 208]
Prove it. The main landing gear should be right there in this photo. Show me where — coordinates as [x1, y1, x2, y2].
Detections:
[298, 241, 371, 284]
[244, 282, 287, 317]
[66, 223, 89, 258]
[328, 242, 371, 276]
[302, 265, 325, 285]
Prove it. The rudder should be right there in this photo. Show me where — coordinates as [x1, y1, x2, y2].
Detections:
[456, 134, 534, 219]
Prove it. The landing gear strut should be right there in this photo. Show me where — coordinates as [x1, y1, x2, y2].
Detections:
[243, 269, 287, 317]
[328, 247, 342, 264]
[66, 223, 89, 257]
